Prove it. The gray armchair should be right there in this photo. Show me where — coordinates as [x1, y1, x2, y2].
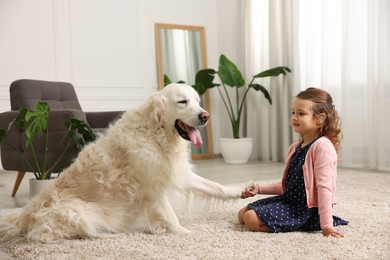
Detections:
[0, 79, 123, 196]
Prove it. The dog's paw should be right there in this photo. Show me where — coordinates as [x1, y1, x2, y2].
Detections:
[170, 225, 191, 235]
[240, 180, 253, 189]
[227, 180, 253, 199]
[149, 220, 168, 234]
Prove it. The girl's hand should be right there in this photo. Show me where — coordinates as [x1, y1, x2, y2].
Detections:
[322, 227, 344, 238]
[241, 184, 259, 199]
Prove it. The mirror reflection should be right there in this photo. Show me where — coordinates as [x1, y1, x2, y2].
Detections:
[155, 23, 213, 159]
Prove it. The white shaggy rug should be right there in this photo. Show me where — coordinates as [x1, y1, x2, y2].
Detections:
[0, 170, 389, 260]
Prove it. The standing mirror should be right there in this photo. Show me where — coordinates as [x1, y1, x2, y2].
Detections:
[155, 23, 213, 159]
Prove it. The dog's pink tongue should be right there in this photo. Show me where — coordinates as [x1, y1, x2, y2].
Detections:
[188, 127, 203, 148]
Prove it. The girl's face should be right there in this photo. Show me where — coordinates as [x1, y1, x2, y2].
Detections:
[290, 98, 322, 138]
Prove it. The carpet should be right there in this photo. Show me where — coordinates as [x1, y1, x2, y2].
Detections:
[0, 169, 389, 260]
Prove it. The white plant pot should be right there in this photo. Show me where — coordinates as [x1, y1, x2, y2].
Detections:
[220, 137, 253, 164]
[29, 178, 56, 199]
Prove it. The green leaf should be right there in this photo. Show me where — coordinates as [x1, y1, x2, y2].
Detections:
[218, 55, 245, 87]
[36, 117, 47, 132]
[67, 130, 76, 139]
[22, 101, 50, 148]
[13, 108, 28, 129]
[65, 118, 96, 150]
[163, 74, 172, 86]
[76, 138, 84, 150]
[24, 124, 35, 146]
[164, 74, 187, 86]
[254, 66, 291, 78]
[192, 69, 219, 95]
[36, 101, 50, 113]
[249, 83, 272, 105]
[0, 129, 6, 143]
[25, 110, 35, 123]
[66, 131, 83, 150]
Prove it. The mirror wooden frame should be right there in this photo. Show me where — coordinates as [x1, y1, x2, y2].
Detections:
[155, 23, 213, 159]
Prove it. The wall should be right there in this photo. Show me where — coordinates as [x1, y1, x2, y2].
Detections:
[0, 0, 241, 158]
[0, 0, 154, 111]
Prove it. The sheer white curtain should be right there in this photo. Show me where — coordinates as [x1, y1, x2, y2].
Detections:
[243, 0, 298, 162]
[246, 0, 390, 171]
[298, 0, 390, 171]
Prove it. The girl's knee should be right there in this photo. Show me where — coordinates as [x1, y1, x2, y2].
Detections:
[242, 210, 262, 231]
[238, 207, 249, 224]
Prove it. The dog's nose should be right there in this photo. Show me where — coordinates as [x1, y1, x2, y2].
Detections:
[199, 111, 209, 123]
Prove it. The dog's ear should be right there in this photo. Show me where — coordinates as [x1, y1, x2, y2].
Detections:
[145, 92, 165, 128]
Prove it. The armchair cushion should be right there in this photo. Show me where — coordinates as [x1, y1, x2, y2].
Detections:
[10, 79, 82, 110]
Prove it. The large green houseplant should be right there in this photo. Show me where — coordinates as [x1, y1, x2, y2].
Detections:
[0, 101, 95, 180]
[192, 54, 291, 139]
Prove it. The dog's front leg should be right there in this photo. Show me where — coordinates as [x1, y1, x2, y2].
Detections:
[147, 194, 190, 234]
[185, 172, 252, 200]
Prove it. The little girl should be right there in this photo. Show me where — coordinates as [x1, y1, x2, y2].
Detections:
[238, 87, 348, 237]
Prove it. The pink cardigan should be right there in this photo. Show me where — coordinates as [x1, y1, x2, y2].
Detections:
[258, 137, 338, 230]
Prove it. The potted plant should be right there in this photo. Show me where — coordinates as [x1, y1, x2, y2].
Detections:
[192, 54, 291, 163]
[0, 101, 95, 196]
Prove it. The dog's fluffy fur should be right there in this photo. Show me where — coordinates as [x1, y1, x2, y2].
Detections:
[2, 84, 249, 242]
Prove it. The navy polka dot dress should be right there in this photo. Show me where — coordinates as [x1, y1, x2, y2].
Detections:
[247, 139, 348, 233]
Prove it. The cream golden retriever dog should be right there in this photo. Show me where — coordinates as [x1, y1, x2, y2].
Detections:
[2, 83, 248, 242]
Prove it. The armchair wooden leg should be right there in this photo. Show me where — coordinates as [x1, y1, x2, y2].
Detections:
[12, 171, 26, 197]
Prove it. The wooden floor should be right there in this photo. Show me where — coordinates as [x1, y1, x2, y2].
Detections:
[0, 158, 285, 259]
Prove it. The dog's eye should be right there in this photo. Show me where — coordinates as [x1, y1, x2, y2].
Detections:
[178, 100, 188, 105]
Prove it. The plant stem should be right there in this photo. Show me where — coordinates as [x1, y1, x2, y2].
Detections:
[29, 144, 43, 179]
[220, 81, 236, 123]
[238, 77, 255, 122]
[42, 118, 49, 179]
[232, 119, 240, 139]
[236, 87, 239, 120]
[4, 140, 40, 179]
[216, 84, 234, 123]
[47, 140, 71, 175]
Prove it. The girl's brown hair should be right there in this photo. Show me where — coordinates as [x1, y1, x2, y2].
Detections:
[296, 87, 342, 154]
